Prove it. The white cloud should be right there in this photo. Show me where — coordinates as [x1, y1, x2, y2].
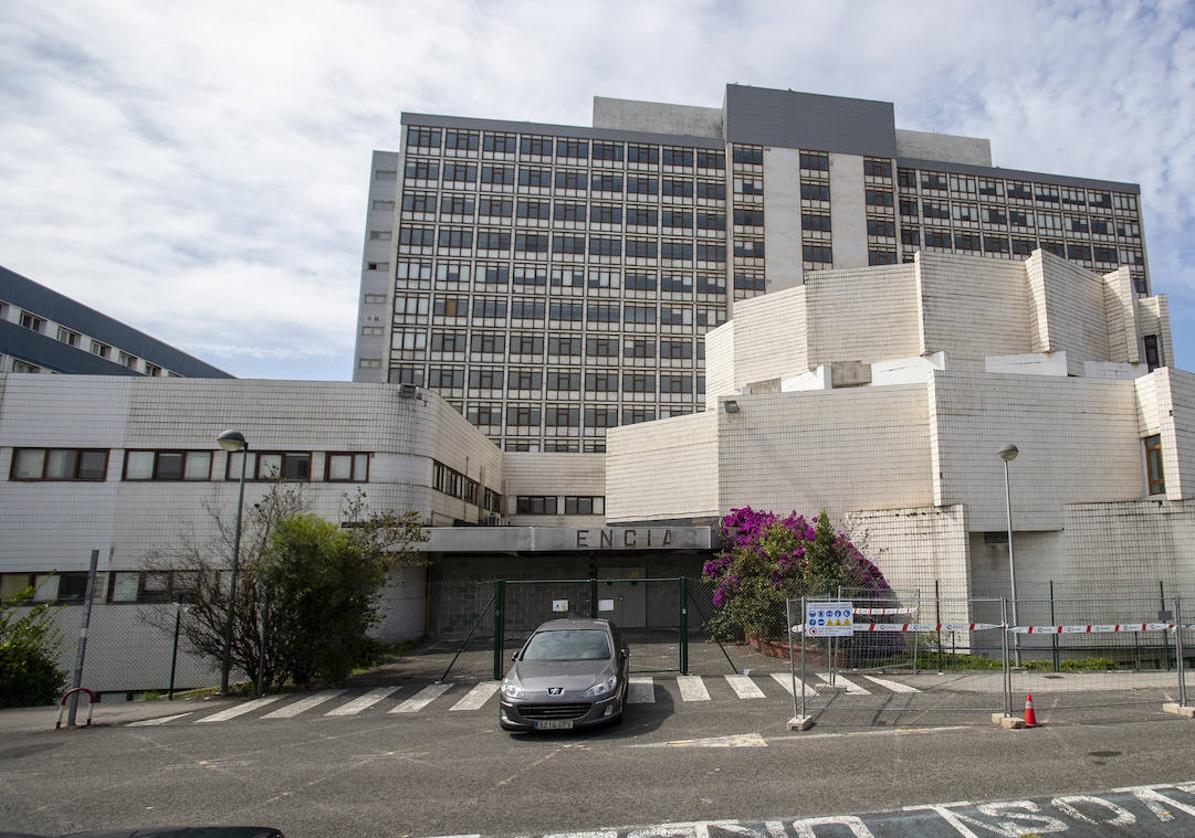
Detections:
[1, 0, 1192, 377]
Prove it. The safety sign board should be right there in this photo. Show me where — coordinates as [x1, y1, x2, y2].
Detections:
[804, 601, 854, 637]
[551, 599, 569, 612]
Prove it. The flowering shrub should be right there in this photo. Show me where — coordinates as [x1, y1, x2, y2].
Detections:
[703, 507, 892, 642]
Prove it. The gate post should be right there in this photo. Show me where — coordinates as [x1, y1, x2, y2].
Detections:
[589, 577, 598, 619]
[492, 580, 506, 681]
[1176, 597, 1186, 708]
[679, 577, 688, 675]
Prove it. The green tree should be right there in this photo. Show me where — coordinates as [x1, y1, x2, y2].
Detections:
[144, 484, 425, 693]
[0, 588, 67, 708]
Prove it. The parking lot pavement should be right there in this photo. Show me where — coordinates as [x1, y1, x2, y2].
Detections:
[2, 686, 1194, 838]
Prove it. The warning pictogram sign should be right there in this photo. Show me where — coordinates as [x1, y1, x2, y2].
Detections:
[804, 601, 854, 637]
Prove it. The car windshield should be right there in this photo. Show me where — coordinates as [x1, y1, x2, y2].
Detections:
[521, 629, 612, 661]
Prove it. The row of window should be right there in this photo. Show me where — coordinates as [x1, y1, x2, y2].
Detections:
[398, 228, 733, 259]
[402, 195, 733, 227]
[400, 334, 705, 359]
[898, 199, 1142, 235]
[422, 370, 705, 394]
[396, 262, 728, 292]
[0, 569, 205, 606]
[2, 302, 173, 377]
[7, 448, 371, 483]
[402, 162, 728, 198]
[430, 459, 501, 512]
[401, 298, 727, 324]
[898, 229, 1144, 264]
[514, 495, 606, 515]
[406, 127, 725, 168]
[897, 170, 1140, 214]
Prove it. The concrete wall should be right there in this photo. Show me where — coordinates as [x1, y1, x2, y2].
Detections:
[716, 384, 933, 521]
[726, 285, 808, 389]
[502, 452, 606, 525]
[762, 147, 803, 291]
[894, 129, 993, 166]
[805, 263, 921, 366]
[1026, 251, 1111, 362]
[591, 96, 723, 138]
[606, 412, 720, 522]
[353, 149, 400, 382]
[917, 253, 1034, 362]
[843, 504, 970, 602]
[704, 321, 735, 408]
[0, 374, 503, 577]
[930, 369, 1144, 531]
[828, 153, 868, 269]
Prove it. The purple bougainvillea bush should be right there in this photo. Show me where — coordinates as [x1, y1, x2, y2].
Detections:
[702, 506, 894, 642]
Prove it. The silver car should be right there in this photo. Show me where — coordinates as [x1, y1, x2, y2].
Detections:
[499, 618, 629, 732]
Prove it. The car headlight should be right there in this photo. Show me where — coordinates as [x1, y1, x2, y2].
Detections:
[583, 675, 618, 697]
[501, 680, 526, 699]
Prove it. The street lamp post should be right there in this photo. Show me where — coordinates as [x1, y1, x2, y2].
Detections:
[217, 429, 249, 695]
[998, 444, 1021, 666]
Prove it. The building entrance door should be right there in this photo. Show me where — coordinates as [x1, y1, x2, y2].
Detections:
[598, 567, 647, 628]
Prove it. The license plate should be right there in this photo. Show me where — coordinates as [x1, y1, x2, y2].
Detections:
[534, 719, 574, 730]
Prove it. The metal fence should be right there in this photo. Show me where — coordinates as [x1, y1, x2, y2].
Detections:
[777, 588, 1195, 727]
[13, 602, 219, 697]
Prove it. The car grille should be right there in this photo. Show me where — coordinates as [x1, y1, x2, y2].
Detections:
[516, 702, 591, 720]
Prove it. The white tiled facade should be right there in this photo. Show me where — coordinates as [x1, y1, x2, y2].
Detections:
[606, 250, 1193, 599]
[0, 375, 609, 688]
[353, 84, 1150, 455]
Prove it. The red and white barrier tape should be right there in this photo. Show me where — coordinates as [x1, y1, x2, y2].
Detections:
[793, 622, 999, 634]
[793, 622, 1195, 635]
[1009, 623, 1187, 635]
[854, 606, 917, 616]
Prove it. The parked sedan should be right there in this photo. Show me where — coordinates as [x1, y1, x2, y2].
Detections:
[499, 618, 629, 732]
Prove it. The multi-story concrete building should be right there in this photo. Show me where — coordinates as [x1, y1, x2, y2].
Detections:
[606, 249, 1188, 603]
[0, 266, 231, 378]
[0, 250, 1189, 690]
[353, 84, 1150, 452]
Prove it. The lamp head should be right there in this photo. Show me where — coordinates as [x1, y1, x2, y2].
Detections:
[217, 429, 247, 453]
[998, 444, 1019, 463]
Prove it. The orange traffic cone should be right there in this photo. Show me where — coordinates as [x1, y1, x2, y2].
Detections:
[1023, 694, 1039, 727]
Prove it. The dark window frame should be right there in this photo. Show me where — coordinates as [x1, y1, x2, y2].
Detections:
[10, 448, 110, 482]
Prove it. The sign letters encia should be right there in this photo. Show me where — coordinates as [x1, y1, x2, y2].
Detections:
[575, 528, 674, 549]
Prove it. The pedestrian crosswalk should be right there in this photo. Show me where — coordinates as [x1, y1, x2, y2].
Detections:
[128, 672, 922, 727]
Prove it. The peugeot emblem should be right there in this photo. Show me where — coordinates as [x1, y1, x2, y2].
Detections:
[547, 687, 563, 695]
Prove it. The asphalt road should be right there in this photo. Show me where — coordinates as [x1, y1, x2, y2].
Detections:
[1, 688, 1193, 837]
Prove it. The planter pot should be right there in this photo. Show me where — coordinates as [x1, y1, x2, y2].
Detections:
[744, 634, 848, 667]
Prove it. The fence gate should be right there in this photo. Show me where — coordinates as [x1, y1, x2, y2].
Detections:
[491, 577, 689, 679]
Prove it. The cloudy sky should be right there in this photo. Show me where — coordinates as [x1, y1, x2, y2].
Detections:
[1, 0, 1192, 378]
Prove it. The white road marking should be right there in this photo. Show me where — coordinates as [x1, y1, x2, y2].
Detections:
[676, 675, 710, 701]
[770, 725, 970, 742]
[391, 683, 453, 713]
[195, 695, 285, 723]
[628, 676, 655, 703]
[128, 712, 193, 726]
[636, 733, 768, 748]
[815, 672, 871, 694]
[450, 681, 501, 711]
[769, 671, 819, 696]
[861, 674, 921, 693]
[723, 674, 766, 699]
[324, 686, 402, 716]
[261, 690, 346, 719]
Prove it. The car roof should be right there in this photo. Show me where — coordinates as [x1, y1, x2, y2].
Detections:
[534, 618, 613, 631]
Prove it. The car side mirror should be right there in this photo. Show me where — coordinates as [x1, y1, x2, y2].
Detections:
[511, 651, 519, 662]
[620, 648, 628, 659]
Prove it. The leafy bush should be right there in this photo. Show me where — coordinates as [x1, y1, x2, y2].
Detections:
[703, 507, 893, 642]
[0, 589, 67, 708]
